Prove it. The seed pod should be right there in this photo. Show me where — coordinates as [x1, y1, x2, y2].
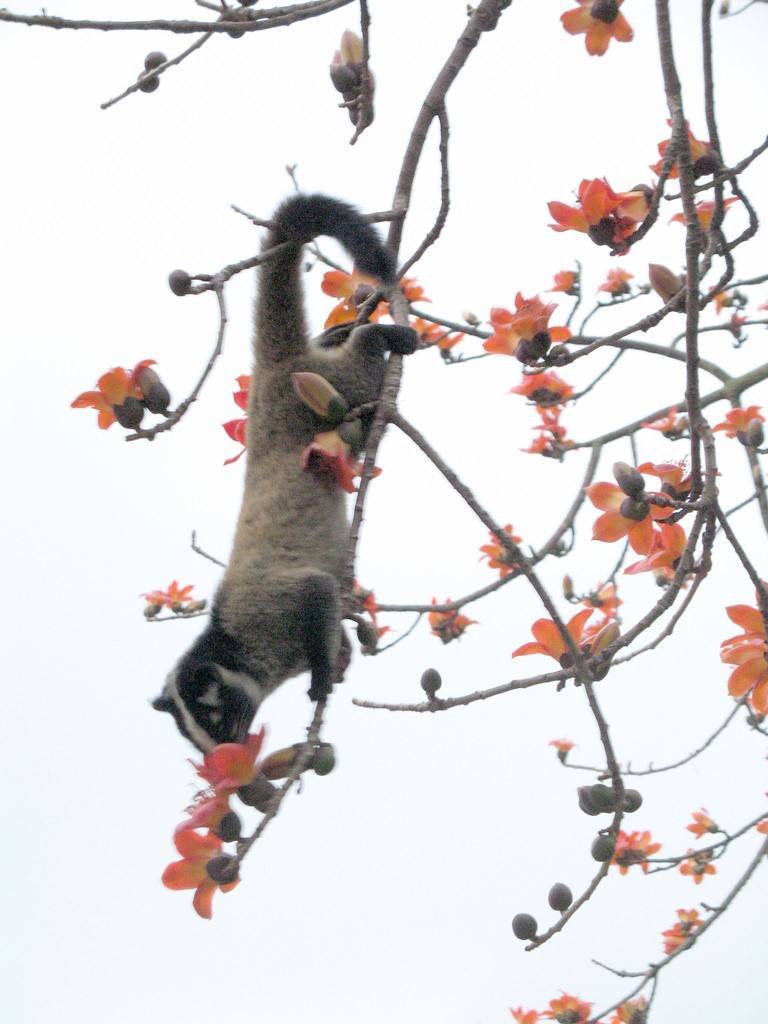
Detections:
[313, 743, 336, 776]
[577, 786, 602, 816]
[511, 913, 538, 941]
[168, 269, 192, 296]
[619, 497, 650, 522]
[215, 811, 242, 843]
[622, 789, 643, 813]
[238, 775, 278, 812]
[547, 883, 573, 912]
[205, 854, 239, 885]
[144, 51, 167, 71]
[589, 783, 618, 813]
[613, 461, 645, 498]
[113, 397, 145, 430]
[137, 71, 160, 93]
[420, 668, 442, 698]
[591, 834, 616, 862]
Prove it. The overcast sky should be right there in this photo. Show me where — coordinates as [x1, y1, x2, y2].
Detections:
[2, 2, 767, 1022]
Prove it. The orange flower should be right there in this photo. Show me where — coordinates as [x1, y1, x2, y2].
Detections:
[410, 317, 463, 351]
[713, 405, 764, 439]
[175, 792, 231, 837]
[549, 739, 575, 754]
[549, 270, 578, 295]
[662, 908, 703, 954]
[582, 582, 621, 618]
[301, 429, 376, 494]
[429, 599, 477, 644]
[352, 582, 390, 639]
[757, 819, 768, 835]
[233, 374, 251, 410]
[598, 267, 634, 295]
[611, 997, 648, 1024]
[720, 601, 768, 714]
[586, 481, 673, 554]
[162, 830, 238, 919]
[612, 830, 661, 874]
[511, 607, 594, 666]
[561, 0, 633, 56]
[543, 993, 592, 1023]
[142, 581, 195, 611]
[483, 295, 571, 360]
[320, 269, 386, 327]
[624, 522, 687, 575]
[636, 460, 691, 499]
[194, 730, 265, 794]
[713, 291, 732, 314]
[680, 850, 716, 884]
[670, 197, 738, 231]
[223, 376, 251, 464]
[400, 277, 430, 303]
[651, 121, 718, 180]
[510, 371, 574, 407]
[511, 1010, 540, 1024]
[479, 524, 522, 578]
[548, 178, 649, 254]
[641, 408, 688, 438]
[687, 808, 719, 839]
[523, 407, 574, 459]
[729, 312, 747, 339]
[71, 366, 141, 429]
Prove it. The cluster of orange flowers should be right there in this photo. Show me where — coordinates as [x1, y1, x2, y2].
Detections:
[511, 993, 648, 1024]
[141, 581, 202, 617]
[720, 596, 768, 714]
[428, 599, 477, 644]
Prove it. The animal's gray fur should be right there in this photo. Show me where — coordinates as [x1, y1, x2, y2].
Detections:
[153, 194, 417, 752]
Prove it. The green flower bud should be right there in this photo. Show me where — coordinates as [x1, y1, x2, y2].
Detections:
[511, 913, 538, 941]
[547, 883, 573, 912]
[591, 834, 616, 862]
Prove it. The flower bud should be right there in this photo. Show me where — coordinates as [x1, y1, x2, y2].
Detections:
[578, 786, 601, 816]
[144, 51, 167, 71]
[588, 620, 620, 658]
[238, 775, 278, 812]
[547, 344, 572, 367]
[329, 61, 358, 93]
[619, 497, 650, 522]
[591, 834, 615, 862]
[215, 810, 242, 843]
[168, 269, 192, 296]
[462, 310, 480, 326]
[184, 599, 208, 614]
[356, 619, 379, 650]
[312, 743, 336, 776]
[137, 71, 160, 94]
[134, 365, 171, 414]
[143, 603, 162, 619]
[622, 789, 643, 813]
[113, 397, 145, 430]
[511, 913, 538, 941]
[338, 418, 364, 451]
[648, 263, 684, 305]
[590, 0, 619, 23]
[420, 667, 442, 698]
[744, 418, 765, 449]
[340, 28, 363, 64]
[613, 461, 645, 498]
[589, 783, 618, 813]
[291, 372, 349, 424]
[260, 744, 304, 781]
[547, 883, 573, 912]
[562, 575, 575, 601]
[205, 854, 239, 885]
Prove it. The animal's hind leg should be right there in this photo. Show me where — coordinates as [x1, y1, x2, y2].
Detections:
[299, 572, 342, 701]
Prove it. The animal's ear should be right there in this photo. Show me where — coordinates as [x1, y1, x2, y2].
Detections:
[152, 694, 174, 713]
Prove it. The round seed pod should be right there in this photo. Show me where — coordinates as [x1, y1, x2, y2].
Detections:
[205, 854, 239, 885]
[168, 269, 192, 296]
[511, 913, 538, 941]
[622, 789, 643, 813]
[238, 775, 278, 812]
[215, 811, 242, 843]
[113, 397, 145, 430]
[591, 834, 616, 862]
[547, 883, 573, 912]
[144, 51, 167, 71]
[589, 783, 619, 813]
[312, 743, 336, 776]
[577, 786, 601, 816]
[420, 668, 442, 698]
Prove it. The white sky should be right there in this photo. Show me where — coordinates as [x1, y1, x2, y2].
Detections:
[2, 2, 767, 1022]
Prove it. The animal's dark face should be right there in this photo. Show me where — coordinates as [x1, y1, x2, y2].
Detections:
[153, 660, 260, 753]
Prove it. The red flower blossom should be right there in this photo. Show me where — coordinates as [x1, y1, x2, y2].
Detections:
[161, 830, 239, 919]
[542, 993, 592, 1023]
[194, 730, 265, 794]
[548, 178, 650, 254]
[585, 481, 673, 554]
[321, 269, 385, 327]
[624, 522, 687, 575]
[71, 366, 141, 429]
[483, 295, 571, 359]
[611, 996, 648, 1024]
[641, 408, 689, 439]
[410, 317, 463, 351]
[175, 792, 231, 837]
[680, 850, 716, 884]
[561, 0, 633, 56]
[713, 405, 764, 439]
[598, 267, 634, 295]
[612, 830, 661, 874]
[223, 375, 252, 464]
[142, 581, 196, 611]
[523, 407, 575, 459]
[651, 121, 718, 180]
[479, 524, 522, 578]
[511, 608, 593, 666]
[301, 429, 376, 494]
[582, 581, 621, 618]
[549, 270, 579, 295]
[670, 197, 738, 232]
[429, 599, 477, 644]
[720, 601, 768, 714]
[510, 371, 574, 407]
[511, 1010, 540, 1024]
[549, 739, 575, 755]
[662, 908, 702, 954]
[687, 808, 719, 839]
